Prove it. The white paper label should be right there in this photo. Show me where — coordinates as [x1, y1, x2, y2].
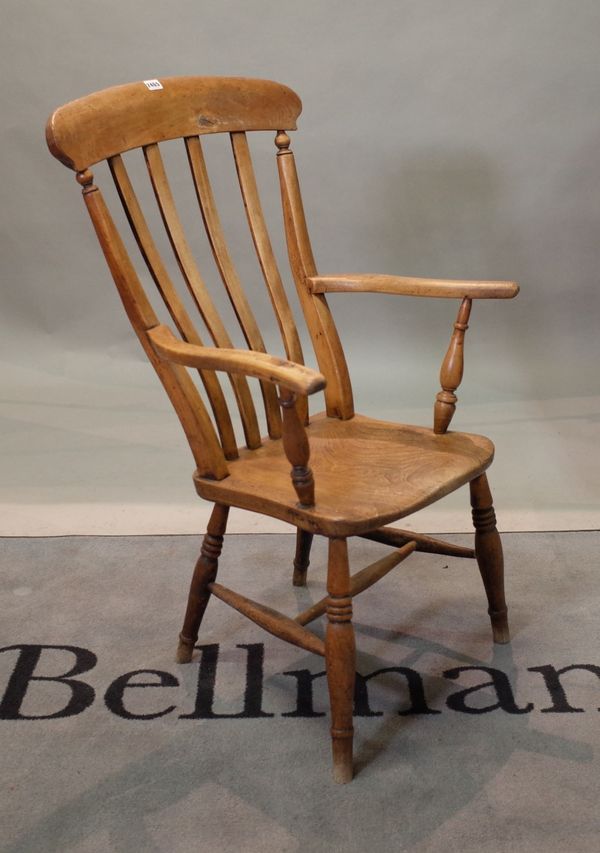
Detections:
[143, 79, 163, 91]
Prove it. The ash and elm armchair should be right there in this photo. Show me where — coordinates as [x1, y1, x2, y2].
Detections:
[46, 77, 518, 782]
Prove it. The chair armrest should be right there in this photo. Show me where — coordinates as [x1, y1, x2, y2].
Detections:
[148, 324, 326, 397]
[149, 323, 321, 507]
[308, 273, 519, 300]
[310, 275, 518, 433]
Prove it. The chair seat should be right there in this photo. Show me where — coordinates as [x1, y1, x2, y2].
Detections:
[195, 412, 494, 536]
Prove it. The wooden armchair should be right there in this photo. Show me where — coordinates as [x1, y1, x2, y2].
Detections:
[46, 77, 519, 783]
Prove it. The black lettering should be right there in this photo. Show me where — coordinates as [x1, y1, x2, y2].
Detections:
[444, 665, 533, 714]
[238, 643, 275, 718]
[281, 669, 326, 717]
[180, 643, 274, 719]
[354, 667, 441, 716]
[282, 665, 440, 717]
[529, 664, 600, 713]
[0, 644, 96, 719]
[104, 669, 178, 719]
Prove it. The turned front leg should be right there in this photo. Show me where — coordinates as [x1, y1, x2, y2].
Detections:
[325, 537, 356, 783]
[176, 503, 229, 663]
[469, 474, 510, 644]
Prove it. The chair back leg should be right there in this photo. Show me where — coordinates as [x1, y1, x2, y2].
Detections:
[325, 537, 356, 783]
[469, 474, 510, 644]
[292, 528, 314, 587]
[176, 503, 230, 663]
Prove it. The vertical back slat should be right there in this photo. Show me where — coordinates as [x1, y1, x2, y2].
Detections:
[143, 142, 262, 449]
[184, 136, 282, 439]
[230, 133, 305, 364]
[108, 154, 238, 459]
[231, 131, 308, 423]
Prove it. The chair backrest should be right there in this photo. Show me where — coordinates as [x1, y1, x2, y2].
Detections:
[46, 76, 353, 479]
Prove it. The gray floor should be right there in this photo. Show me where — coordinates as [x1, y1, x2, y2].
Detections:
[1, 532, 599, 852]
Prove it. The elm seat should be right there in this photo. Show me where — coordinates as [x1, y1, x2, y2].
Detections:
[46, 75, 518, 784]
[196, 412, 495, 537]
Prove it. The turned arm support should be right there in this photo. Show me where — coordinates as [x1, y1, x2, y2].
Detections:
[148, 324, 321, 506]
[434, 297, 471, 433]
[308, 273, 519, 300]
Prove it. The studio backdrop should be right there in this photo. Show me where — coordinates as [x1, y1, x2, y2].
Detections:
[1, 0, 598, 534]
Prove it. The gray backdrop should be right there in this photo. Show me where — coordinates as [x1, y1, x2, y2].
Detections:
[1, 0, 599, 531]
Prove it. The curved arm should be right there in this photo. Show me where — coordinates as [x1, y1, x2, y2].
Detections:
[148, 324, 326, 397]
[149, 323, 320, 506]
[308, 273, 519, 300]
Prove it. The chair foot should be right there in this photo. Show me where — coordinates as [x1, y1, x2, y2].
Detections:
[292, 529, 313, 587]
[331, 734, 354, 783]
[490, 609, 510, 644]
[175, 633, 196, 664]
[292, 571, 308, 587]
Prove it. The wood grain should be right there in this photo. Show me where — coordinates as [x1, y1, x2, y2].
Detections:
[208, 582, 325, 657]
[310, 273, 519, 299]
[195, 412, 494, 536]
[148, 324, 326, 396]
[46, 76, 301, 171]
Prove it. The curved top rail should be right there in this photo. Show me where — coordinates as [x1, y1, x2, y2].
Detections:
[46, 76, 302, 170]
